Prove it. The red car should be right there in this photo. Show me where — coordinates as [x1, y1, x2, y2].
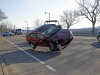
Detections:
[26, 20, 73, 51]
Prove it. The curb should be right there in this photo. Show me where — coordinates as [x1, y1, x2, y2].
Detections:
[0, 50, 8, 75]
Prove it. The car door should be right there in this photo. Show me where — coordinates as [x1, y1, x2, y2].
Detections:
[5, 32, 9, 36]
[29, 33, 39, 46]
[36, 33, 48, 47]
[29, 33, 48, 47]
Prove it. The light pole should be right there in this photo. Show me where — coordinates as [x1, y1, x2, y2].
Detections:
[24, 21, 28, 34]
[45, 12, 50, 24]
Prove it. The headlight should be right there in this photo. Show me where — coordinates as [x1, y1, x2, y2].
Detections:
[70, 31, 73, 35]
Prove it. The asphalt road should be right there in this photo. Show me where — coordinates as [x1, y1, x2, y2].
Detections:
[0, 35, 100, 75]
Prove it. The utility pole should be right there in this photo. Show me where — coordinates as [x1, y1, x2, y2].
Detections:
[24, 21, 28, 34]
[45, 12, 50, 24]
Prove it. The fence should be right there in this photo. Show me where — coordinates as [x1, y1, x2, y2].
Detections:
[73, 32, 97, 37]
[22, 29, 98, 37]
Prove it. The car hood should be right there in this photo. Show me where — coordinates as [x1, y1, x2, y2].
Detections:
[49, 29, 69, 40]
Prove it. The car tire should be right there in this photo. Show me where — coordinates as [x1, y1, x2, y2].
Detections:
[2, 35, 5, 37]
[10, 34, 11, 36]
[49, 42, 61, 51]
[30, 43, 36, 49]
[49, 42, 56, 51]
[97, 36, 100, 42]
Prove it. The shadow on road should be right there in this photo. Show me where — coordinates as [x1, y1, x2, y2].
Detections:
[91, 42, 100, 48]
[15, 42, 30, 47]
[0, 46, 61, 66]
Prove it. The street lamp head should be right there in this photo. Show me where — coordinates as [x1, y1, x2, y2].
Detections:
[24, 21, 27, 22]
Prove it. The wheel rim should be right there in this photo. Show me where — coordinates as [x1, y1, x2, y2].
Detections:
[31, 44, 34, 49]
[49, 43, 54, 50]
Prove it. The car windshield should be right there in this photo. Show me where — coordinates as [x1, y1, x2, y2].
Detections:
[42, 25, 60, 38]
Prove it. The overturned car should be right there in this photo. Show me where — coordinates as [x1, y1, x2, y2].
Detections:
[26, 20, 73, 51]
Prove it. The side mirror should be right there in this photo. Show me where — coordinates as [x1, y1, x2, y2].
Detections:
[57, 25, 62, 29]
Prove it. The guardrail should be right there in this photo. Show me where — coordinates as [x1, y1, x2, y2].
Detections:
[73, 33, 97, 37]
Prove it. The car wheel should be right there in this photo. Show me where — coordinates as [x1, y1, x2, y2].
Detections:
[98, 36, 100, 42]
[10, 34, 11, 36]
[49, 43, 56, 51]
[3, 35, 5, 37]
[30, 43, 36, 49]
[49, 42, 61, 51]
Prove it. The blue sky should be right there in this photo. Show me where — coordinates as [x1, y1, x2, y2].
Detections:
[0, 0, 98, 29]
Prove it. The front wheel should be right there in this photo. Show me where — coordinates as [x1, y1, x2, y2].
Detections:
[49, 42, 61, 51]
[49, 43, 55, 51]
[30, 43, 36, 49]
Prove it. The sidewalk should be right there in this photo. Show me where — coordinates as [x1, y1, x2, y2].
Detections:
[0, 39, 8, 75]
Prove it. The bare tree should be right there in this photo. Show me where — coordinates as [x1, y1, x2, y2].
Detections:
[0, 22, 7, 32]
[76, 0, 100, 34]
[0, 9, 7, 21]
[60, 10, 80, 29]
[34, 19, 43, 28]
[0, 9, 7, 33]
[2, 21, 15, 31]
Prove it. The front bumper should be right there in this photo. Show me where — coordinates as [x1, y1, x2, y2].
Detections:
[61, 34, 73, 46]
[62, 37, 73, 49]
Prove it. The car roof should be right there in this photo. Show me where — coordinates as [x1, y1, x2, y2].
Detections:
[33, 24, 56, 33]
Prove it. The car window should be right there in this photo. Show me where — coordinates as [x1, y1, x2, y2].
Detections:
[29, 33, 44, 39]
[37, 34, 44, 39]
[42, 25, 60, 38]
[29, 33, 37, 38]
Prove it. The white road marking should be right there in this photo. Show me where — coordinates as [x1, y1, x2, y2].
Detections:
[46, 65, 57, 72]
[2, 37, 57, 72]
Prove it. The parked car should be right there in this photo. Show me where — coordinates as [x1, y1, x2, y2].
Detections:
[2, 31, 14, 37]
[97, 31, 100, 42]
[26, 20, 73, 51]
[15, 29, 22, 35]
[11, 31, 15, 34]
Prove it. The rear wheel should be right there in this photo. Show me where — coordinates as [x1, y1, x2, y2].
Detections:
[30, 43, 36, 49]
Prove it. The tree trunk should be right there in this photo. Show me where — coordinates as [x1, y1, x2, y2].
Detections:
[92, 22, 95, 36]
[67, 26, 69, 30]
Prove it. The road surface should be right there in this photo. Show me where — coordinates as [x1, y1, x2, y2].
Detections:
[0, 35, 100, 75]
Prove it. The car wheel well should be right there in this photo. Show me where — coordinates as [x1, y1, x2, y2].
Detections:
[29, 42, 31, 45]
